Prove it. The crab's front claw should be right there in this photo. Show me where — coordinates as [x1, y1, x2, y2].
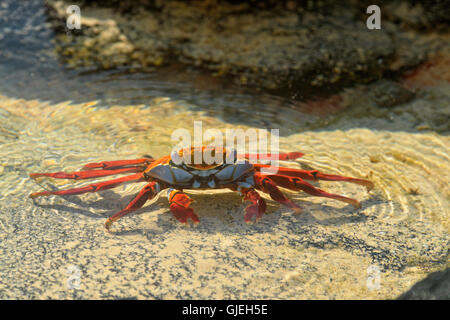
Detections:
[243, 202, 266, 223]
[242, 189, 267, 223]
[168, 189, 199, 225]
[170, 203, 200, 225]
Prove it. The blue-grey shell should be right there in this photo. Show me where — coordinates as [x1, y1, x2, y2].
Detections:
[146, 160, 254, 189]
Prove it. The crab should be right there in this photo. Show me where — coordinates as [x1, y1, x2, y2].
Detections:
[29, 146, 373, 230]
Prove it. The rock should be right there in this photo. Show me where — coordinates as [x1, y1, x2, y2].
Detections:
[397, 268, 450, 300]
[44, 0, 447, 97]
[366, 79, 415, 108]
[382, 0, 450, 29]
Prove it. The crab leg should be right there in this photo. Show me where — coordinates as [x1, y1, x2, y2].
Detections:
[29, 167, 142, 180]
[269, 175, 361, 208]
[240, 152, 304, 161]
[254, 164, 373, 190]
[254, 173, 302, 213]
[29, 173, 145, 199]
[82, 158, 154, 170]
[167, 189, 200, 225]
[105, 182, 162, 230]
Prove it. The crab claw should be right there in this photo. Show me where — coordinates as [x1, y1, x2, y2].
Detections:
[244, 203, 264, 223]
[170, 203, 200, 225]
[242, 189, 267, 223]
[168, 189, 199, 225]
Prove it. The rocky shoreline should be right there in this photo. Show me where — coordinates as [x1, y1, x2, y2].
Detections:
[45, 0, 449, 97]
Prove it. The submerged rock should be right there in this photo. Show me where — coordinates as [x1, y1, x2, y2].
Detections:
[366, 79, 415, 108]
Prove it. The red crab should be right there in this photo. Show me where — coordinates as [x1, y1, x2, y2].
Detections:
[29, 146, 373, 230]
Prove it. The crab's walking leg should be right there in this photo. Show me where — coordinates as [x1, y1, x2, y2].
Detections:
[29, 173, 145, 198]
[240, 152, 304, 161]
[29, 167, 142, 181]
[253, 164, 373, 191]
[254, 173, 302, 213]
[167, 189, 200, 225]
[105, 182, 162, 230]
[82, 158, 154, 170]
[269, 175, 361, 208]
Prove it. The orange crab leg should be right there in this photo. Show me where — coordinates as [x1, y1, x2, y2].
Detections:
[105, 182, 162, 230]
[253, 164, 373, 191]
[29, 173, 145, 199]
[167, 189, 200, 225]
[82, 158, 154, 170]
[254, 173, 302, 213]
[29, 167, 142, 180]
[269, 175, 361, 208]
[240, 152, 304, 161]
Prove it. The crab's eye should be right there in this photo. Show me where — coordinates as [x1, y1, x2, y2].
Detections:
[171, 149, 183, 165]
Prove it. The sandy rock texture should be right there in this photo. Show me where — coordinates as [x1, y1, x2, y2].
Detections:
[45, 0, 449, 96]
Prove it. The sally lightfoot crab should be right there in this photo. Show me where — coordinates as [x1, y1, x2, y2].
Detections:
[29, 146, 373, 230]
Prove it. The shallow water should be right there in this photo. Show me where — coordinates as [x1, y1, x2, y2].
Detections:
[0, 0, 448, 299]
[0, 0, 319, 136]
